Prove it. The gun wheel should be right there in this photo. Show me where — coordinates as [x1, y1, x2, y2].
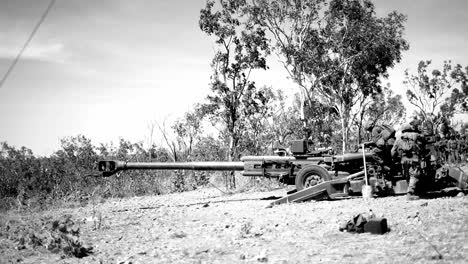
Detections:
[295, 165, 331, 191]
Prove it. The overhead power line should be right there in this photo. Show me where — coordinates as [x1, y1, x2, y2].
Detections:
[0, 0, 56, 89]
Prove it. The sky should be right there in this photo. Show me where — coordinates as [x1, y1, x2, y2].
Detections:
[0, 0, 467, 156]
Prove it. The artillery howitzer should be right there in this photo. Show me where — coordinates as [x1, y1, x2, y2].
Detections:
[97, 140, 468, 205]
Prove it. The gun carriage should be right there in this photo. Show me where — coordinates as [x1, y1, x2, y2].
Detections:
[97, 139, 468, 205]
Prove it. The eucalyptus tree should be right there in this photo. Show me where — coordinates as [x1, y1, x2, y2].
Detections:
[404, 60, 467, 130]
[440, 65, 468, 118]
[199, 0, 270, 188]
[246, 0, 408, 153]
[355, 86, 406, 143]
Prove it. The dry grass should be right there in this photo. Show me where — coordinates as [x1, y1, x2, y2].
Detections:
[1, 166, 466, 263]
[0, 213, 93, 262]
[1, 184, 466, 263]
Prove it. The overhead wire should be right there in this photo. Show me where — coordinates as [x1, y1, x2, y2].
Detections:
[0, 0, 56, 89]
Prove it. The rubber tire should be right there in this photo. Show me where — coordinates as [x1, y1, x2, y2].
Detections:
[295, 165, 331, 191]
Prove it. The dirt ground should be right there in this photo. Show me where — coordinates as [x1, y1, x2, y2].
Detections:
[1, 178, 467, 263]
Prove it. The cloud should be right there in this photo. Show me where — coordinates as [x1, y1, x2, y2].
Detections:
[24, 42, 68, 62]
[0, 41, 69, 63]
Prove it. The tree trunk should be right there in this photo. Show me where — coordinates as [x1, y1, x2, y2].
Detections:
[357, 108, 365, 144]
[339, 106, 350, 154]
[228, 134, 236, 189]
[299, 89, 306, 128]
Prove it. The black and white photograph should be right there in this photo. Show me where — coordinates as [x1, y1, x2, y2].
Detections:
[0, 0, 467, 263]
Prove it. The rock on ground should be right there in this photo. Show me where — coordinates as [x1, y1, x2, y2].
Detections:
[1, 185, 467, 263]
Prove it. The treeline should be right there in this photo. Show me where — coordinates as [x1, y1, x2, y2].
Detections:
[0, 81, 464, 212]
[0, 134, 235, 211]
[0, 87, 402, 211]
[3, 0, 468, 211]
[0, 90, 301, 211]
[0, 137, 165, 211]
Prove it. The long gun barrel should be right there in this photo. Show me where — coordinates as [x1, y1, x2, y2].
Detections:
[95, 138, 468, 203]
[98, 160, 244, 177]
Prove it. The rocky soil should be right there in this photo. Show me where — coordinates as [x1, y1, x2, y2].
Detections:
[1, 179, 467, 263]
